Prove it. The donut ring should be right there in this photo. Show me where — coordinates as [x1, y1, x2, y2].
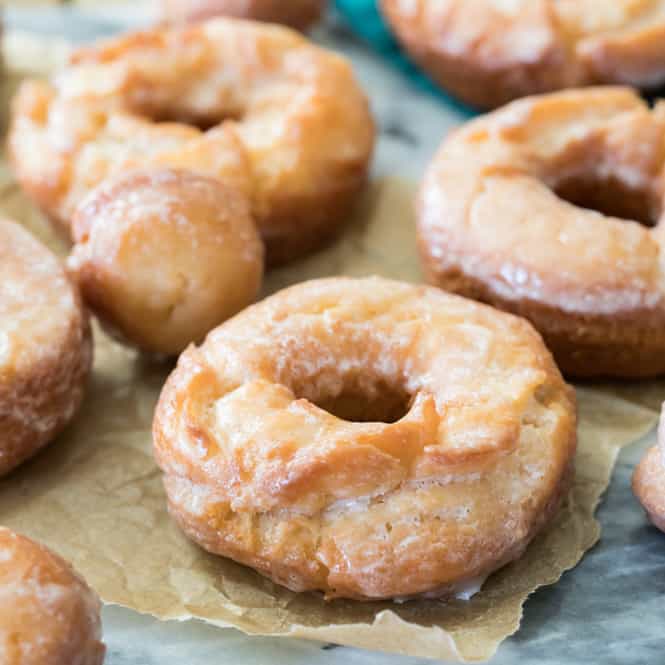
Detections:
[418, 87, 665, 379]
[68, 168, 264, 355]
[153, 277, 576, 600]
[9, 19, 374, 266]
[0, 219, 92, 477]
[162, 0, 326, 30]
[633, 411, 665, 533]
[0, 528, 105, 665]
[380, 0, 665, 109]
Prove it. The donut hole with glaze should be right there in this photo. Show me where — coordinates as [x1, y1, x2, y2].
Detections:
[470, 88, 665, 233]
[140, 107, 240, 133]
[551, 170, 662, 227]
[67, 168, 264, 356]
[289, 371, 415, 424]
[123, 77, 246, 132]
[535, 100, 665, 227]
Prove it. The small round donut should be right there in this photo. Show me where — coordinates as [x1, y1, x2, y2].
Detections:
[418, 87, 665, 379]
[633, 411, 665, 533]
[9, 18, 374, 266]
[67, 168, 263, 356]
[380, 0, 665, 110]
[0, 219, 92, 477]
[162, 0, 326, 30]
[0, 528, 105, 665]
[153, 276, 576, 600]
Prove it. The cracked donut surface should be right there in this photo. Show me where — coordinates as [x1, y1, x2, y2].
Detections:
[0, 528, 105, 665]
[380, 0, 665, 109]
[419, 87, 665, 378]
[8, 18, 374, 265]
[153, 277, 576, 600]
[0, 219, 91, 477]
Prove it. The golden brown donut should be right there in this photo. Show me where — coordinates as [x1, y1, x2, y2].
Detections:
[9, 19, 374, 266]
[380, 0, 665, 109]
[418, 87, 665, 379]
[67, 168, 263, 356]
[0, 528, 105, 665]
[633, 412, 665, 533]
[153, 276, 576, 600]
[162, 0, 326, 30]
[0, 219, 92, 477]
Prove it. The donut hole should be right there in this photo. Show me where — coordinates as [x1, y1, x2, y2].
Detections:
[291, 374, 413, 424]
[127, 100, 244, 132]
[145, 110, 238, 132]
[552, 174, 660, 227]
[313, 383, 412, 423]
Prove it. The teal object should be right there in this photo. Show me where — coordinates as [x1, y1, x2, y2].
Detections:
[333, 0, 473, 116]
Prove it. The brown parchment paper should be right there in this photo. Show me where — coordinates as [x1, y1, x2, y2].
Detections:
[1, 33, 664, 663]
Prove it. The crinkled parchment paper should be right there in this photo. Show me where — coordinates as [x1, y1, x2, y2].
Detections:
[1, 33, 663, 663]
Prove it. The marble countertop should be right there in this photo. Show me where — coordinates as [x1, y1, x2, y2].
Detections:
[4, 5, 665, 664]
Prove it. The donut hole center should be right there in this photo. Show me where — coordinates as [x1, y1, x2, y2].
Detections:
[291, 375, 413, 424]
[128, 101, 244, 132]
[552, 174, 660, 227]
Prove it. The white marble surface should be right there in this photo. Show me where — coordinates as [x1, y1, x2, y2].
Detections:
[5, 5, 665, 663]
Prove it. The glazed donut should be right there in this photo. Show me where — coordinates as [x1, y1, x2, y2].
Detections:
[418, 87, 665, 379]
[162, 0, 326, 30]
[380, 0, 665, 109]
[0, 528, 105, 665]
[153, 277, 576, 600]
[68, 168, 263, 355]
[8, 18, 374, 266]
[0, 219, 91, 477]
[633, 412, 665, 533]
